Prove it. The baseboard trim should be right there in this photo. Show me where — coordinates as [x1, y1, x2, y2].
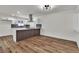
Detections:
[40, 34, 78, 48]
[0, 35, 12, 38]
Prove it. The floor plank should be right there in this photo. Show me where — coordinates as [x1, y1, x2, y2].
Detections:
[0, 35, 79, 53]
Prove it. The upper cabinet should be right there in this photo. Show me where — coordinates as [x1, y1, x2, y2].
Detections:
[11, 16, 41, 28]
[12, 16, 39, 25]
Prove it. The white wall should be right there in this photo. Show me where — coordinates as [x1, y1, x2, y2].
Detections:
[0, 20, 12, 36]
[39, 12, 77, 42]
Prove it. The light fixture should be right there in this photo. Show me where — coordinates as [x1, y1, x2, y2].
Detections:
[39, 5, 55, 11]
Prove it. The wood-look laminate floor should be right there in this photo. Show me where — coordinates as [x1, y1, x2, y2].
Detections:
[0, 35, 79, 53]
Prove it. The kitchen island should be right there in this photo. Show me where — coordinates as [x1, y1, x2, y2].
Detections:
[11, 28, 40, 42]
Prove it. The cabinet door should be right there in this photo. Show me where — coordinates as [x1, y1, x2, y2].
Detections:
[33, 29, 40, 36]
[16, 29, 40, 41]
[73, 14, 79, 32]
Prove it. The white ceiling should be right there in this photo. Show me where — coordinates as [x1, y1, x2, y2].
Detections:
[0, 5, 78, 17]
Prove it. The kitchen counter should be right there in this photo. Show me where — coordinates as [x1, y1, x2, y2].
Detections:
[11, 27, 40, 30]
[11, 28, 40, 42]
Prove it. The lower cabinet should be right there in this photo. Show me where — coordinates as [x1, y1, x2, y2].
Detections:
[16, 29, 40, 41]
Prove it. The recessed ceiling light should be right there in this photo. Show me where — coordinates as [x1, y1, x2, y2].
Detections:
[17, 11, 21, 14]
